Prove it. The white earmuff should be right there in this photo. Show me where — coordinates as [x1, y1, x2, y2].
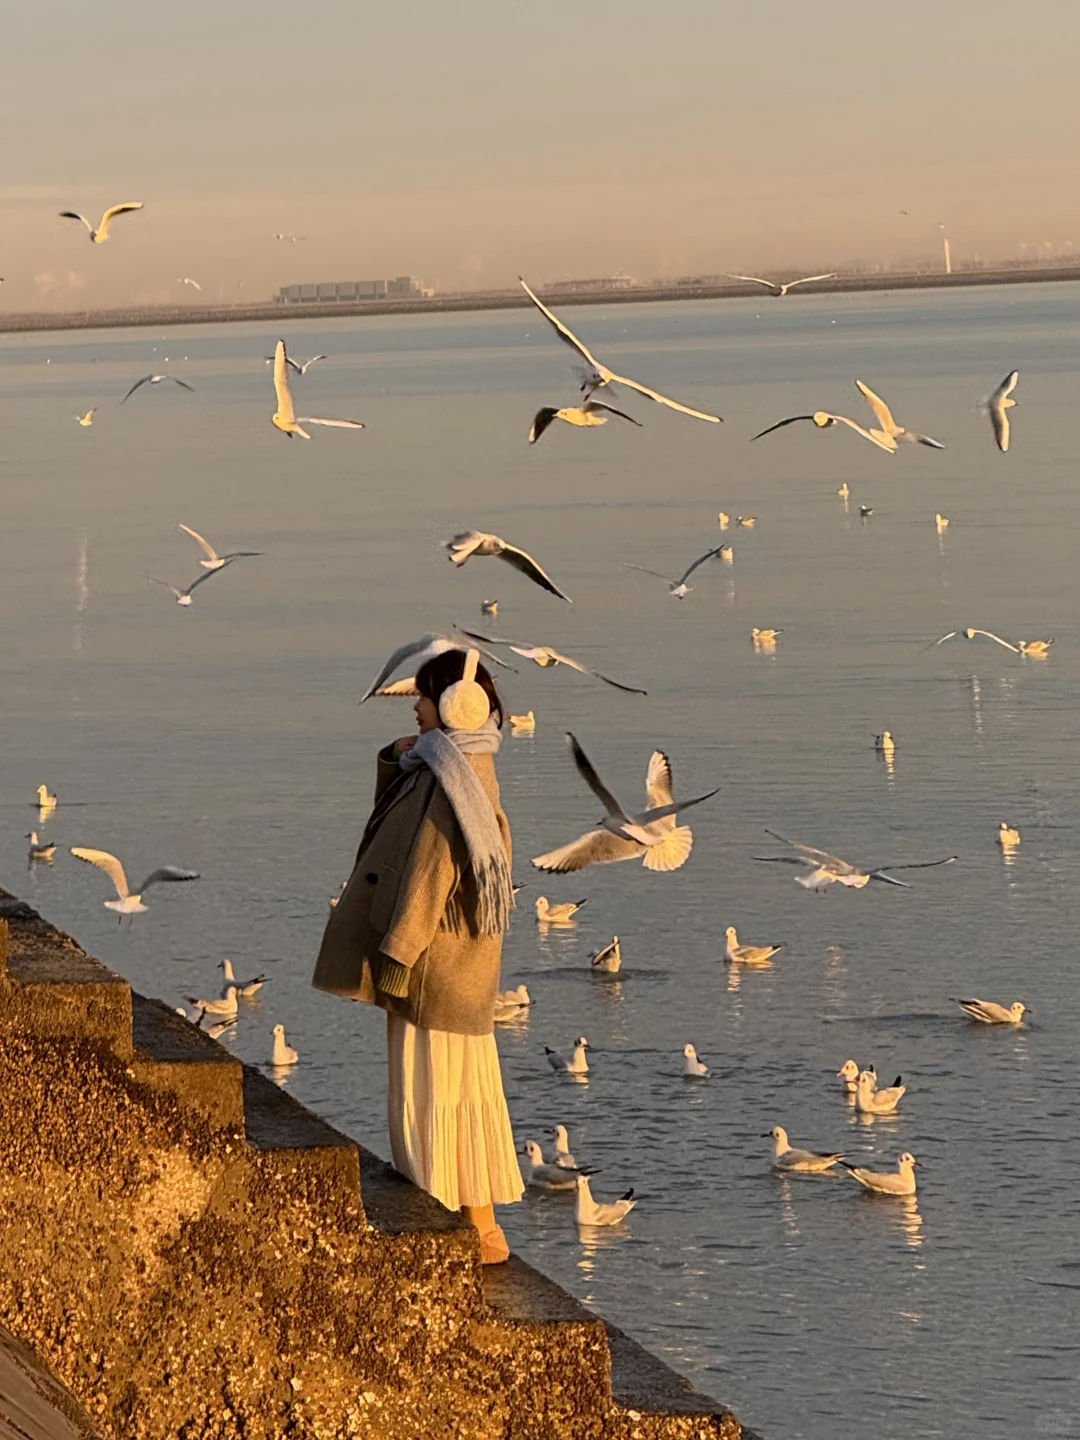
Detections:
[438, 649, 491, 730]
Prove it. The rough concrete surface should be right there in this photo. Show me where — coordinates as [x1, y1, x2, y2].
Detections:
[0, 895, 756, 1439]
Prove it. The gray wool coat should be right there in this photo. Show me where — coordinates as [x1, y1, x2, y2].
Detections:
[311, 744, 512, 1036]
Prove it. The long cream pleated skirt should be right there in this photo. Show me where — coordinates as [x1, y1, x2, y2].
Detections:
[386, 1014, 524, 1211]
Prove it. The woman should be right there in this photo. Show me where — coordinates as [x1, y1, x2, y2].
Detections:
[313, 648, 523, 1263]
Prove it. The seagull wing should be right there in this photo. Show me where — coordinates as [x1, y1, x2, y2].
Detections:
[360, 634, 449, 703]
[498, 541, 572, 602]
[70, 847, 130, 899]
[96, 202, 143, 239]
[633, 789, 719, 827]
[969, 629, 1021, 653]
[375, 677, 420, 696]
[604, 370, 721, 423]
[644, 751, 674, 810]
[565, 732, 626, 820]
[273, 340, 296, 423]
[786, 273, 837, 288]
[677, 545, 727, 585]
[866, 872, 912, 888]
[764, 829, 854, 872]
[532, 829, 642, 873]
[120, 376, 154, 404]
[59, 211, 94, 234]
[178, 524, 219, 563]
[529, 408, 559, 444]
[625, 563, 675, 584]
[854, 380, 899, 437]
[831, 414, 897, 452]
[182, 565, 233, 597]
[990, 402, 1010, 452]
[750, 415, 816, 441]
[168, 377, 195, 393]
[132, 866, 200, 895]
[140, 573, 182, 599]
[869, 856, 957, 883]
[519, 277, 604, 372]
[587, 403, 642, 426]
[726, 274, 774, 288]
[296, 416, 365, 429]
[922, 630, 961, 652]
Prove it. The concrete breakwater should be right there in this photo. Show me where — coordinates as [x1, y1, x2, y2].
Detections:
[0, 891, 755, 1440]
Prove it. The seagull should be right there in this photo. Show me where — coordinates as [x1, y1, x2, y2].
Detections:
[532, 736, 717, 875]
[71, 847, 200, 918]
[726, 272, 837, 297]
[494, 995, 531, 1024]
[359, 632, 513, 704]
[754, 829, 957, 891]
[498, 984, 532, 1007]
[986, 370, 1019, 452]
[535, 896, 588, 922]
[856, 1069, 906, 1114]
[1018, 639, 1054, 657]
[766, 1126, 845, 1172]
[510, 711, 536, 734]
[841, 1152, 919, 1195]
[854, 380, 945, 449]
[874, 731, 897, 757]
[445, 531, 572, 603]
[120, 374, 195, 404]
[575, 1174, 636, 1225]
[860, 505, 874, 519]
[718, 512, 730, 529]
[26, 832, 57, 863]
[956, 998, 1028, 1025]
[837, 1060, 860, 1093]
[59, 202, 143, 243]
[545, 1037, 589, 1074]
[936, 513, 950, 531]
[519, 276, 721, 422]
[626, 545, 730, 599]
[551, 1125, 577, 1167]
[37, 784, 57, 811]
[751, 628, 783, 644]
[197, 1010, 238, 1040]
[683, 1043, 709, 1077]
[219, 958, 268, 998]
[519, 1140, 581, 1190]
[924, 627, 1021, 655]
[271, 339, 364, 438]
[724, 926, 782, 965]
[177, 277, 202, 291]
[589, 936, 622, 974]
[481, 599, 498, 615]
[751, 410, 896, 453]
[529, 401, 642, 444]
[458, 627, 647, 695]
[735, 516, 757, 528]
[998, 822, 1020, 848]
[185, 986, 238, 1019]
[140, 566, 235, 606]
[271, 1024, 299, 1065]
[178, 524, 263, 571]
[75, 410, 96, 427]
[265, 351, 328, 376]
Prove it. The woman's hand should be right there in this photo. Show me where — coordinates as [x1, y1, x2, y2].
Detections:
[392, 735, 418, 759]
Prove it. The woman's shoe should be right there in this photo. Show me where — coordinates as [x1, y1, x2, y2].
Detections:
[479, 1225, 510, 1265]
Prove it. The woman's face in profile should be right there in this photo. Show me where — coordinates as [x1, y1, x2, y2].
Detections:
[413, 696, 441, 733]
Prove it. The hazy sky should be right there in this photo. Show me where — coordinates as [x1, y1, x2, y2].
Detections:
[4, 0, 1080, 308]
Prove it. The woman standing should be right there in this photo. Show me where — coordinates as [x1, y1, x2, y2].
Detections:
[313, 648, 523, 1263]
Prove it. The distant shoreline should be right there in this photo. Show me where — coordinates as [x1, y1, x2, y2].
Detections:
[3, 265, 1079, 336]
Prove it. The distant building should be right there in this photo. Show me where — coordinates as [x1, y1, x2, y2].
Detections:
[540, 275, 638, 295]
[276, 277, 428, 305]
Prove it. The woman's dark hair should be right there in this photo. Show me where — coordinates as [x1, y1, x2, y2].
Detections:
[414, 650, 504, 728]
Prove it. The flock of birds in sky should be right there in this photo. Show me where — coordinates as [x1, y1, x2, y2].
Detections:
[27, 200, 1041, 1219]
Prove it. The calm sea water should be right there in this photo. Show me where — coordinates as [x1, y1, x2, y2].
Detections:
[3, 285, 1080, 1439]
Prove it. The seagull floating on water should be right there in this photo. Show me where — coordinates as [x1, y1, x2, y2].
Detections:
[535, 896, 588, 922]
[26, 832, 57, 863]
[533, 736, 716, 875]
[874, 731, 896, 758]
[626, 545, 729, 599]
[985, 370, 1019, 452]
[140, 565, 235, 606]
[837, 1060, 860, 1093]
[271, 1023, 299, 1065]
[459, 627, 647, 695]
[121, 374, 195, 404]
[724, 926, 782, 965]
[178, 524, 262, 571]
[519, 277, 721, 422]
[726, 272, 837, 297]
[956, 998, 1028, 1025]
[754, 830, 956, 891]
[271, 339, 364, 438]
[936, 513, 950, 532]
[359, 632, 512, 703]
[575, 1173, 636, 1225]
[219, 958, 268, 997]
[998, 822, 1020, 848]
[71, 847, 200, 918]
[510, 711, 536, 734]
[683, 1043, 709, 1077]
[853, 380, 945, 449]
[529, 401, 642, 444]
[59, 202, 143, 243]
[186, 986, 238, 1019]
[589, 936, 622, 973]
[841, 1152, 919, 1195]
[856, 1069, 906, 1114]
[75, 410, 96, 427]
[480, 599, 498, 615]
[545, 1036, 589, 1074]
[519, 1140, 581, 1190]
[445, 531, 572, 603]
[751, 628, 782, 645]
[551, 1125, 577, 1168]
[766, 1126, 844, 1172]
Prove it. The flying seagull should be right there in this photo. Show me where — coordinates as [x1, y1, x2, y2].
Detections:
[59, 202, 143, 243]
[178, 523, 262, 571]
[459, 628, 647, 694]
[626, 544, 729, 598]
[140, 564, 235, 606]
[263, 352, 328, 375]
[359, 632, 513, 704]
[754, 829, 956, 891]
[445, 530, 572, 603]
[726, 272, 837, 297]
[532, 735, 717, 874]
[529, 401, 641, 444]
[519, 276, 721, 422]
[923, 627, 1021, 655]
[178, 277, 202, 291]
[70, 846, 199, 918]
[75, 410, 96, 427]
[751, 410, 896, 453]
[854, 380, 945, 449]
[271, 339, 364, 438]
[985, 370, 1019, 452]
[120, 374, 195, 404]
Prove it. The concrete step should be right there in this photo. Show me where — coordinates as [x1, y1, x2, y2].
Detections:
[131, 994, 246, 1130]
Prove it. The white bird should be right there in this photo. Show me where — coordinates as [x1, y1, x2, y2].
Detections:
[271, 1023, 299, 1065]
[498, 984, 532, 1007]
[545, 1037, 589, 1074]
[533, 736, 717, 875]
[271, 233, 306, 242]
[178, 277, 203, 292]
[359, 632, 512, 704]
[201, 1012, 238, 1040]
[493, 995, 530, 1024]
[519, 276, 721, 422]
[956, 998, 1028, 1025]
[140, 566, 235, 606]
[535, 896, 588, 922]
[837, 1060, 860, 1093]
[481, 599, 498, 615]
[219, 958, 268, 998]
[445, 530, 572, 604]
[841, 1152, 919, 1195]
[59, 202, 143, 243]
[510, 711, 536, 734]
[986, 370, 1019, 452]
[683, 1043, 708, 1077]
[1018, 639, 1054, 657]
[998, 822, 1021, 847]
[751, 409, 896, 453]
[70, 847, 200, 917]
[551, 1124, 578, 1167]
[529, 401, 642, 444]
[574, 1173, 636, 1225]
[936, 513, 950, 531]
[751, 628, 783, 645]
[271, 339, 364, 438]
[766, 1126, 845, 1172]
[754, 829, 956, 891]
[589, 936, 622, 973]
[121, 374, 195, 404]
[874, 731, 896, 758]
[185, 986, 238, 1019]
[178, 524, 263, 570]
[26, 832, 57, 862]
[854, 380, 945, 449]
[626, 545, 730, 599]
[925, 627, 1021, 655]
[519, 1139, 580, 1190]
[265, 352, 327, 376]
[37, 784, 57, 811]
[724, 926, 782, 965]
[856, 1068, 906, 1114]
[459, 627, 647, 695]
[726, 272, 837, 297]
[75, 409, 96, 427]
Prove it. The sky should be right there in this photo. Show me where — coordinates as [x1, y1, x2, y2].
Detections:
[3, 0, 1080, 309]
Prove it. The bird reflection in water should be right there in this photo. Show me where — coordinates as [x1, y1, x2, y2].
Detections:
[577, 1219, 633, 1284]
[895, 1194, 923, 1249]
[74, 533, 90, 656]
[778, 1177, 801, 1243]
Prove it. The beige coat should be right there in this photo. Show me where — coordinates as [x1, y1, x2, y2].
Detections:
[312, 745, 512, 1036]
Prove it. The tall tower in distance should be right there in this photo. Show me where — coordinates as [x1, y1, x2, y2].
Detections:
[940, 225, 953, 274]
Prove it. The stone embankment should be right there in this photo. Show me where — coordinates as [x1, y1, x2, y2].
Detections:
[0, 891, 756, 1440]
